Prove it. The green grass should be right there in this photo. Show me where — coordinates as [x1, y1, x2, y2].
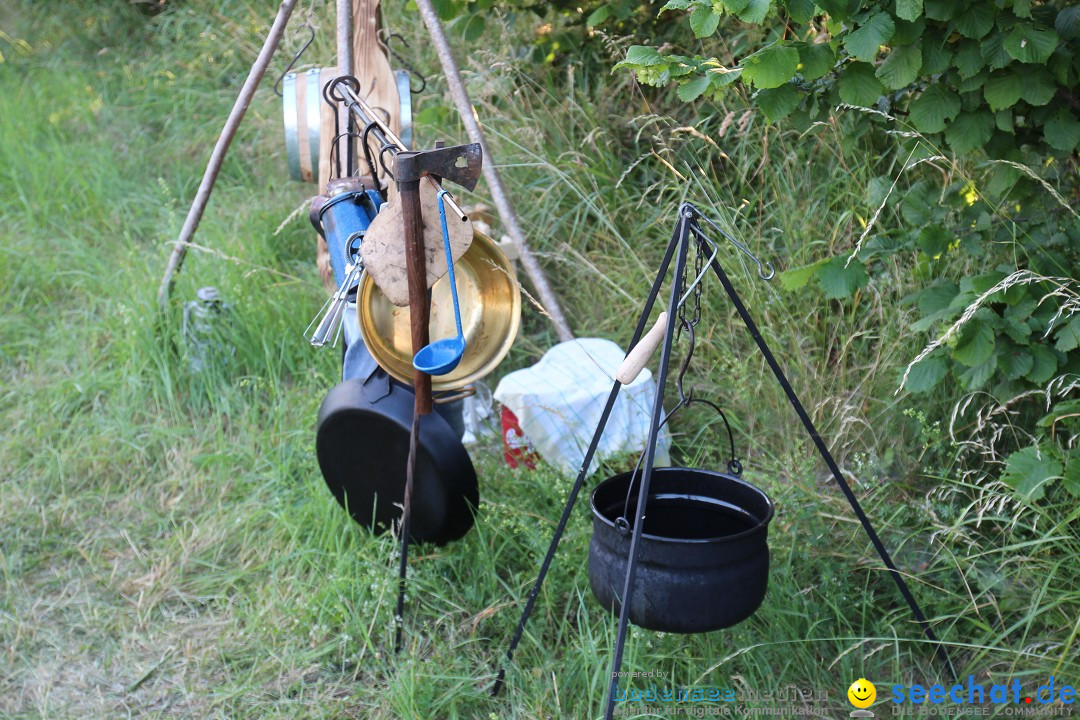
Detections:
[2, 1, 1078, 718]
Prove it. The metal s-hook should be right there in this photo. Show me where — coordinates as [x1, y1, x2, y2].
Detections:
[378, 29, 428, 93]
[681, 202, 776, 281]
[273, 24, 316, 98]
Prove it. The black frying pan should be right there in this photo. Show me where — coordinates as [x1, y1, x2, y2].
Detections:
[316, 372, 478, 545]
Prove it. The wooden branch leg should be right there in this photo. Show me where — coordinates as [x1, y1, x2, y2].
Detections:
[157, 0, 299, 310]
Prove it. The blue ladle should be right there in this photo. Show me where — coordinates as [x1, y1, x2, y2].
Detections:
[413, 190, 466, 376]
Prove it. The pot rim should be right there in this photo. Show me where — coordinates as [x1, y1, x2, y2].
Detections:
[590, 466, 774, 545]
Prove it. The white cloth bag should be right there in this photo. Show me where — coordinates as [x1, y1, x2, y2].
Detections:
[494, 338, 671, 476]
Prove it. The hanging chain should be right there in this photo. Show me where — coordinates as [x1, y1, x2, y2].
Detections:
[675, 233, 705, 342]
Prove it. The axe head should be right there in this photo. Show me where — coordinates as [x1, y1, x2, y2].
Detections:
[394, 143, 483, 189]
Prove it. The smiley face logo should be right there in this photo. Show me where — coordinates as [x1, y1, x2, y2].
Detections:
[848, 678, 876, 708]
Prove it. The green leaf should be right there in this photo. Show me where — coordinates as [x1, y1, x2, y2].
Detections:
[997, 107, 1016, 132]
[1002, 316, 1031, 344]
[785, 0, 815, 23]
[1019, 67, 1057, 106]
[1004, 24, 1060, 64]
[617, 45, 668, 68]
[690, 5, 721, 37]
[1055, 6, 1080, 40]
[799, 42, 835, 80]
[920, 34, 954, 75]
[1044, 110, 1080, 152]
[1001, 447, 1062, 502]
[459, 13, 486, 42]
[779, 257, 829, 291]
[959, 355, 998, 389]
[905, 355, 948, 393]
[953, 321, 995, 367]
[915, 281, 960, 315]
[816, 0, 859, 21]
[722, 0, 751, 12]
[956, 69, 988, 93]
[895, 0, 922, 22]
[660, 0, 693, 10]
[677, 73, 712, 101]
[1013, 0, 1031, 19]
[999, 344, 1034, 379]
[755, 84, 801, 120]
[955, 39, 985, 79]
[876, 43, 922, 89]
[980, 31, 1012, 71]
[909, 85, 961, 133]
[1025, 343, 1058, 383]
[1054, 315, 1080, 351]
[955, 2, 996, 39]
[741, 44, 800, 88]
[817, 257, 869, 299]
[945, 110, 995, 153]
[845, 12, 895, 62]
[901, 181, 935, 225]
[892, 17, 926, 46]
[924, 0, 957, 21]
[839, 61, 885, 105]
[1063, 460, 1080, 498]
[737, 0, 772, 24]
[707, 66, 744, 92]
[586, 5, 612, 25]
[916, 223, 951, 256]
[983, 71, 1022, 111]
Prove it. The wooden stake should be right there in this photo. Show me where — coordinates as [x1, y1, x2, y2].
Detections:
[157, 0, 299, 310]
[413, 0, 574, 342]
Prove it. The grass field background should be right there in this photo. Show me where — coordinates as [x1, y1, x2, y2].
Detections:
[1, 1, 1077, 718]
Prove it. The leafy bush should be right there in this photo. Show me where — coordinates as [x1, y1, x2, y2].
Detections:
[612, 0, 1080, 502]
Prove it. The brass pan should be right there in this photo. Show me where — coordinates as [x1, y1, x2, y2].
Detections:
[358, 231, 521, 392]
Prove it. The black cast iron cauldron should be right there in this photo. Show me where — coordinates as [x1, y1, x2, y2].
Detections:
[588, 467, 773, 633]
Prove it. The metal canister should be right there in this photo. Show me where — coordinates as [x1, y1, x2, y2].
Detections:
[310, 178, 382, 285]
[282, 67, 332, 182]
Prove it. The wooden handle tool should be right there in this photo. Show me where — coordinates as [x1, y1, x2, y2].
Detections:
[616, 312, 668, 385]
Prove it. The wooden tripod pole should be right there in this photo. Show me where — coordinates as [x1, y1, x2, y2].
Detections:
[413, 0, 574, 342]
[157, 0, 299, 310]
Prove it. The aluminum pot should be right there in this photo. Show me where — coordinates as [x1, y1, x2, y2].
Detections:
[588, 467, 773, 633]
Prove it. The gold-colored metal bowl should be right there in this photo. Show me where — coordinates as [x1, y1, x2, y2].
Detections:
[358, 232, 521, 392]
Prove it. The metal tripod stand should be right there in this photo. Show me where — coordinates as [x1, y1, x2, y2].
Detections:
[491, 203, 955, 719]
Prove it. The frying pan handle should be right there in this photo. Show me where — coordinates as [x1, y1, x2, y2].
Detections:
[616, 312, 668, 385]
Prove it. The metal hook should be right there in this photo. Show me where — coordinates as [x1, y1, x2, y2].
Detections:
[378, 29, 428, 93]
[273, 24, 315, 98]
[682, 203, 776, 281]
[378, 144, 398, 181]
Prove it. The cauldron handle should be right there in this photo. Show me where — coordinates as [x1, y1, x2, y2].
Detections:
[617, 319, 742, 531]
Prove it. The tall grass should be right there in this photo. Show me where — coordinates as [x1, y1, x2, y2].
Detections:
[1, 1, 1076, 718]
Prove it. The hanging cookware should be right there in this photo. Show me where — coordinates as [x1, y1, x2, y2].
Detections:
[316, 372, 478, 545]
[282, 67, 334, 183]
[589, 466, 772, 633]
[357, 230, 520, 392]
[588, 311, 773, 633]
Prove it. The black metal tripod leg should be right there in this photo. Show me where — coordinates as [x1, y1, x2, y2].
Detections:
[490, 212, 687, 698]
[602, 210, 692, 720]
[699, 227, 957, 680]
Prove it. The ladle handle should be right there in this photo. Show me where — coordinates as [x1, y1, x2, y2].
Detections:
[616, 312, 668, 385]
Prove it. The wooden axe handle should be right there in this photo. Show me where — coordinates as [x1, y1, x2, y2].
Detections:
[616, 312, 668, 385]
[401, 179, 432, 415]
